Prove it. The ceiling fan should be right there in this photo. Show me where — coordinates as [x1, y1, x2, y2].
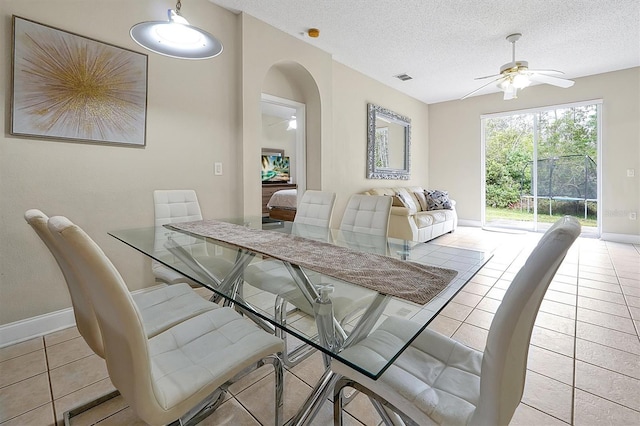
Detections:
[462, 33, 575, 100]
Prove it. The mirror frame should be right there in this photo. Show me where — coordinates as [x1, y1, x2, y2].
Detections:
[366, 103, 411, 180]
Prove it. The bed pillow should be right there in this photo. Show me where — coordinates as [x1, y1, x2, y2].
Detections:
[425, 190, 452, 210]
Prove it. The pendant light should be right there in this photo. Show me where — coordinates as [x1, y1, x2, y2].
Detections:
[130, 0, 223, 60]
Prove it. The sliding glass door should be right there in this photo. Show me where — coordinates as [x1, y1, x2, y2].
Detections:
[482, 101, 601, 234]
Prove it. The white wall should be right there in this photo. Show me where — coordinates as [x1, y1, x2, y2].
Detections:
[0, 0, 241, 325]
[429, 68, 640, 239]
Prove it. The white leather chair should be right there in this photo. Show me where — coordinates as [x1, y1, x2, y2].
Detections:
[48, 215, 285, 426]
[153, 189, 231, 286]
[333, 216, 581, 425]
[25, 209, 226, 424]
[294, 190, 336, 227]
[24, 209, 218, 355]
[340, 194, 392, 237]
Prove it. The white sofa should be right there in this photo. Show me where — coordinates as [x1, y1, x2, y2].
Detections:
[364, 186, 457, 242]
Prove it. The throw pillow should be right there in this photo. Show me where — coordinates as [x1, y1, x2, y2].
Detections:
[425, 190, 452, 210]
[396, 192, 417, 213]
[414, 191, 429, 211]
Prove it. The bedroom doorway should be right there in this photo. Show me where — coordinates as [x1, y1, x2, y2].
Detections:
[260, 94, 306, 221]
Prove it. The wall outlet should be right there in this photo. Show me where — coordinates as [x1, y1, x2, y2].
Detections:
[214, 162, 223, 175]
[627, 169, 635, 177]
[630, 212, 637, 220]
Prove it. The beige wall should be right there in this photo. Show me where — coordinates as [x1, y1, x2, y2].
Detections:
[0, 2, 432, 327]
[429, 68, 640, 238]
[239, 13, 332, 217]
[0, 0, 241, 325]
[3, 1, 635, 331]
[329, 62, 430, 222]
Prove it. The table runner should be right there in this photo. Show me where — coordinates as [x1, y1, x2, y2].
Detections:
[167, 220, 458, 305]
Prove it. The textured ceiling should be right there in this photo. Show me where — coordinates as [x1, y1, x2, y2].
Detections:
[209, 0, 640, 104]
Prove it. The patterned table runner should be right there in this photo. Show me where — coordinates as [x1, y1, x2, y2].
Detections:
[167, 220, 458, 305]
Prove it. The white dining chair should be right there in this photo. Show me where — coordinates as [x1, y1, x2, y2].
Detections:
[333, 216, 581, 425]
[25, 209, 224, 423]
[24, 209, 218, 355]
[340, 194, 392, 237]
[47, 215, 285, 426]
[153, 189, 232, 286]
[294, 190, 336, 227]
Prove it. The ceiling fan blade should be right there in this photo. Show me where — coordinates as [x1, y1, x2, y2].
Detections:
[528, 73, 575, 88]
[526, 69, 564, 75]
[461, 76, 506, 100]
[474, 73, 502, 80]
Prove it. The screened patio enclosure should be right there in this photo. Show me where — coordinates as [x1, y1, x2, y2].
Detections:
[482, 101, 601, 235]
[520, 155, 597, 219]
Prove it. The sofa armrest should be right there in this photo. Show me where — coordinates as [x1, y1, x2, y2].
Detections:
[390, 206, 412, 217]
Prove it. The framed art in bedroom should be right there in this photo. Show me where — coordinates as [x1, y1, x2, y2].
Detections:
[10, 16, 148, 147]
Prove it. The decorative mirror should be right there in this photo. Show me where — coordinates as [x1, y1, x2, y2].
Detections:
[366, 103, 411, 180]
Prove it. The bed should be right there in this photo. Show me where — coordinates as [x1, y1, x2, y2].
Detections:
[267, 189, 297, 221]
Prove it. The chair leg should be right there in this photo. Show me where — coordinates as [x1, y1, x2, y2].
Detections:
[63, 390, 121, 426]
[334, 377, 417, 426]
[333, 377, 352, 426]
[263, 354, 284, 426]
[173, 388, 227, 426]
[275, 297, 317, 368]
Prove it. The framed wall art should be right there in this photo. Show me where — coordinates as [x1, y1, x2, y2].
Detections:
[11, 16, 148, 146]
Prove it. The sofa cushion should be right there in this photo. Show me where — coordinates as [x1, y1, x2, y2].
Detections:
[403, 186, 425, 208]
[395, 188, 418, 212]
[414, 213, 434, 228]
[414, 210, 457, 229]
[414, 191, 429, 211]
[427, 210, 448, 224]
[426, 190, 452, 210]
[368, 188, 396, 197]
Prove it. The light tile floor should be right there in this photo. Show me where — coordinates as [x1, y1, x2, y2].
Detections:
[1, 226, 639, 425]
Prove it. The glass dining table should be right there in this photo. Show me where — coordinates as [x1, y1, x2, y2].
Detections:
[110, 218, 492, 425]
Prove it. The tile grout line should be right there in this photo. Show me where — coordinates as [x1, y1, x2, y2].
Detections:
[607, 241, 640, 339]
[570, 244, 581, 426]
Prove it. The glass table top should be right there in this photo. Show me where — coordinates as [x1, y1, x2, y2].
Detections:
[110, 219, 492, 379]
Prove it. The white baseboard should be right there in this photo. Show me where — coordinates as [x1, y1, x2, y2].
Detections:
[457, 219, 482, 227]
[0, 308, 75, 348]
[600, 233, 640, 244]
[0, 284, 168, 348]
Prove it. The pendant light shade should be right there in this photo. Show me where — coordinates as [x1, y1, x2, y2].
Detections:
[130, 1, 223, 60]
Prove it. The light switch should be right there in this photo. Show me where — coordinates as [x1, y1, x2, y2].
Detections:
[627, 169, 635, 177]
[214, 162, 223, 175]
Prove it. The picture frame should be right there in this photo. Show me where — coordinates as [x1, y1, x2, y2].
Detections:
[10, 16, 148, 147]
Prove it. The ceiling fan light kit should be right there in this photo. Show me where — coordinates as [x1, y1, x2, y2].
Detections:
[462, 33, 574, 100]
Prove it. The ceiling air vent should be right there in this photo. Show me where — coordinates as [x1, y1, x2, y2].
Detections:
[394, 73, 413, 81]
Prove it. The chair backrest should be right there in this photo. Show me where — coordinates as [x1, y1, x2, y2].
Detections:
[294, 190, 336, 228]
[339, 194, 392, 237]
[153, 190, 203, 226]
[24, 209, 105, 357]
[472, 216, 581, 425]
[47, 216, 158, 416]
[153, 189, 207, 265]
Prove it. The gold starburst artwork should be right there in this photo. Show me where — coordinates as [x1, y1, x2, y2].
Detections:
[11, 16, 148, 146]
